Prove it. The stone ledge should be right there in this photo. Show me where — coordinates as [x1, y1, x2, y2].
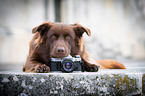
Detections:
[0, 70, 145, 96]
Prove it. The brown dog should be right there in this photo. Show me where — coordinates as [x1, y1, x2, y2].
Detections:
[23, 22, 126, 73]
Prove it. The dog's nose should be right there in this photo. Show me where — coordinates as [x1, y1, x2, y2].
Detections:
[57, 47, 65, 54]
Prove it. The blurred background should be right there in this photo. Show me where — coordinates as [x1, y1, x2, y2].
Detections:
[0, 0, 145, 71]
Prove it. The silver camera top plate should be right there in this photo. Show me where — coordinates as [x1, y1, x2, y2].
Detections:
[51, 54, 82, 62]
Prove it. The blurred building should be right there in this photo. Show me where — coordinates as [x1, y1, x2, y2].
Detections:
[0, 0, 145, 65]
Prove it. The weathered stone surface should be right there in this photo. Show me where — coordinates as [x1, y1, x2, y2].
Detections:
[143, 74, 145, 94]
[0, 70, 144, 96]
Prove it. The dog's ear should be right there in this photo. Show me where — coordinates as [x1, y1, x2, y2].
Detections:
[71, 23, 91, 37]
[32, 22, 52, 35]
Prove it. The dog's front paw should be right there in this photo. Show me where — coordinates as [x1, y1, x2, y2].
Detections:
[35, 64, 50, 73]
[90, 64, 99, 72]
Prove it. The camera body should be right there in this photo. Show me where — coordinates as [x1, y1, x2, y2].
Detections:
[48, 55, 84, 73]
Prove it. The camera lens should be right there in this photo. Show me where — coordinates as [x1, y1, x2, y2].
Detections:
[65, 62, 72, 69]
[61, 59, 74, 72]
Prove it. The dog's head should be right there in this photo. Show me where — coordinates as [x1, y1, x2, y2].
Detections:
[32, 22, 91, 58]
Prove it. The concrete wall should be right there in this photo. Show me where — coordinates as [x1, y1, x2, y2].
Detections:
[0, 0, 145, 65]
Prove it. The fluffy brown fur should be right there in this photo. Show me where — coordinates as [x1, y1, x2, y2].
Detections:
[23, 22, 126, 73]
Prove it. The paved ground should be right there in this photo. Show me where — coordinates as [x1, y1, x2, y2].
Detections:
[0, 60, 145, 95]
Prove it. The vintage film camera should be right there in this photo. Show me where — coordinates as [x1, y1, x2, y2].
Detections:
[47, 55, 84, 73]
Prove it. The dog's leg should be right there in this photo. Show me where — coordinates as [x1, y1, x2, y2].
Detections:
[96, 59, 126, 69]
[23, 61, 50, 73]
[83, 59, 99, 72]
[81, 54, 100, 72]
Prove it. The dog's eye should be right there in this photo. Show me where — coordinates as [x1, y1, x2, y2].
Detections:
[65, 35, 72, 40]
[51, 34, 58, 40]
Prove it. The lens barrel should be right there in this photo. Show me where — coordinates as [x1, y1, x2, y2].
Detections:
[61, 59, 75, 72]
